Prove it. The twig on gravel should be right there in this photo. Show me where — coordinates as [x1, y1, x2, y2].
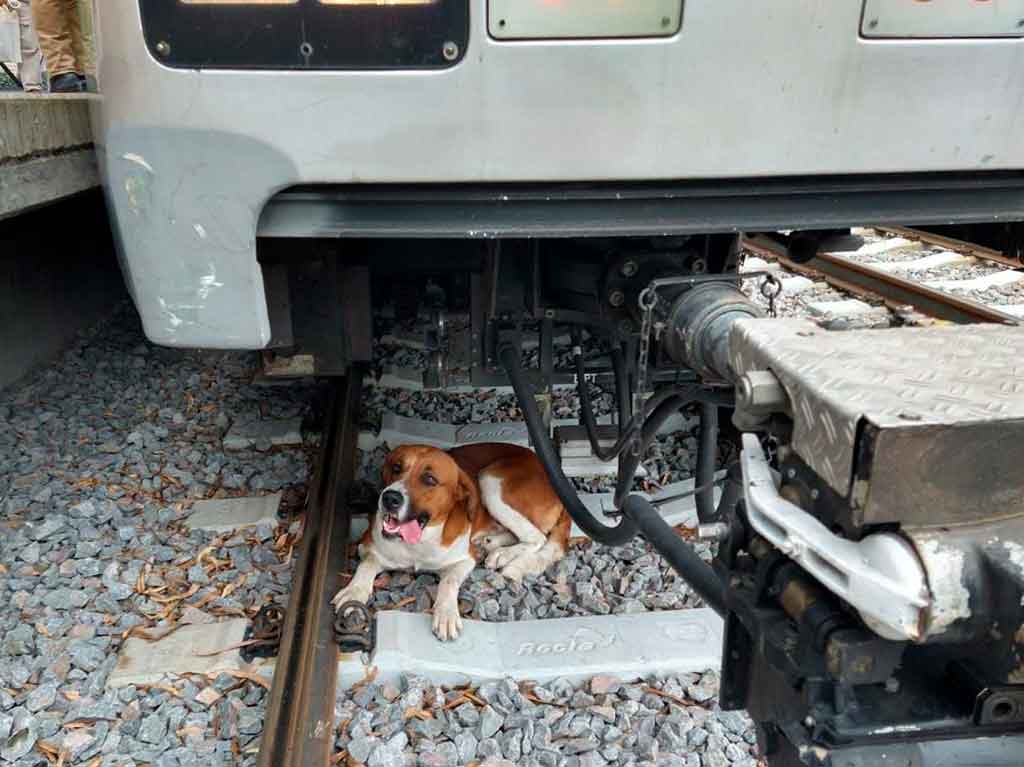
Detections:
[193, 638, 264, 657]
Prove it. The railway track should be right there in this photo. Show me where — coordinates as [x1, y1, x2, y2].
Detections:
[254, 358, 731, 766]
[741, 228, 1024, 327]
[253, 223, 1024, 766]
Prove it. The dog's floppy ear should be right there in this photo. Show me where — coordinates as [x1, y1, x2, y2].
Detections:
[381, 448, 403, 485]
[455, 467, 482, 522]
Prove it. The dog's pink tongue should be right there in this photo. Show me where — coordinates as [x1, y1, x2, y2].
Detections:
[399, 521, 423, 544]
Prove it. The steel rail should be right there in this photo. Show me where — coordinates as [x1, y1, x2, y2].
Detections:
[257, 370, 363, 767]
[742, 235, 1020, 326]
[873, 225, 1023, 270]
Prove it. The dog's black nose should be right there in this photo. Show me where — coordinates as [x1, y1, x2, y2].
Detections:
[381, 490, 404, 512]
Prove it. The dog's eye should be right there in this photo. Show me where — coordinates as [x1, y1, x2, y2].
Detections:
[421, 473, 437, 487]
[390, 463, 402, 475]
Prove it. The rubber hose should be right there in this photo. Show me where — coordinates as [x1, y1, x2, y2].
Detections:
[620, 493, 727, 616]
[500, 344, 639, 546]
[574, 352, 638, 463]
[696, 401, 719, 524]
[610, 346, 631, 425]
[613, 394, 691, 508]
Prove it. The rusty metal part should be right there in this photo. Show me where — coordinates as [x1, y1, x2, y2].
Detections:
[874, 225, 1024, 270]
[241, 604, 286, 663]
[742, 235, 1020, 326]
[333, 601, 375, 653]
[257, 370, 363, 767]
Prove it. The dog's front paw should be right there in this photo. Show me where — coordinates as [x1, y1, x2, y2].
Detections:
[432, 601, 463, 641]
[331, 583, 371, 611]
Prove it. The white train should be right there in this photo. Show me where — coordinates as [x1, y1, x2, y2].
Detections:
[90, 4, 1024, 766]
[91, 0, 1024, 353]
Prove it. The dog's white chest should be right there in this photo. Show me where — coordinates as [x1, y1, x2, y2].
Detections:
[369, 523, 471, 573]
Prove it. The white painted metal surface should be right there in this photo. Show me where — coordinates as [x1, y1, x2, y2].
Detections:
[740, 434, 930, 641]
[488, 0, 682, 40]
[338, 608, 723, 688]
[91, 2, 1024, 349]
[862, 0, 1024, 38]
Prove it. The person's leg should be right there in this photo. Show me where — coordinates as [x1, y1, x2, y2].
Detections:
[16, 1, 44, 92]
[76, 0, 94, 78]
[31, 0, 82, 91]
[65, 0, 84, 77]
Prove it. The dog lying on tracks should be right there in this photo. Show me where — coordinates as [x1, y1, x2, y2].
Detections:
[331, 442, 570, 640]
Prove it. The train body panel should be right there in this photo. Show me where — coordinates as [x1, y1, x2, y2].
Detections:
[91, 0, 1024, 348]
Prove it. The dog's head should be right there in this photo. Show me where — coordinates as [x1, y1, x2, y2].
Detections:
[378, 445, 478, 544]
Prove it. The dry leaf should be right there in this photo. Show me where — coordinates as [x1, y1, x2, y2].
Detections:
[350, 665, 378, 692]
[209, 670, 271, 690]
[402, 707, 433, 721]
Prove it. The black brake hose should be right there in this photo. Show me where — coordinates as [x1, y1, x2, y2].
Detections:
[501, 343, 732, 616]
[620, 494, 727, 615]
[610, 345, 631, 425]
[501, 344, 639, 546]
[574, 351, 636, 462]
[696, 401, 719, 524]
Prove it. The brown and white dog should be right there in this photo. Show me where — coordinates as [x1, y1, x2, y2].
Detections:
[331, 442, 570, 640]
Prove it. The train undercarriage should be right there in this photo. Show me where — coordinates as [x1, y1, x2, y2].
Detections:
[251, 228, 1024, 766]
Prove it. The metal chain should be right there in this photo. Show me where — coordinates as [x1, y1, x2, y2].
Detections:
[632, 288, 659, 455]
[760, 273, 782, 318]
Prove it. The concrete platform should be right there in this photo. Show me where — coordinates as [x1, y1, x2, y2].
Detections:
[0, 192, 127, 392]
[338, 609, 723, 689]
[0, 94, 99, 219]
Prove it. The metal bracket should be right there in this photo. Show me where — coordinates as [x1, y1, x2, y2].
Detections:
[740, 434, 930, 642]
[333, 601, 376, 654]
[241, 604, 285, 663]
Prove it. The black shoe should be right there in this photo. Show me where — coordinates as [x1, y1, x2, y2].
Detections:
[50, 73, 83, 93]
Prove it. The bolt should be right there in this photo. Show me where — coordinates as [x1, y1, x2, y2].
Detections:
[544, 309, 555, 319]
[155, 41, 171, 57]
[786, 467, 797, 479]
[661, 16, 671, 28]
[1018, 18, 1024, 28]
[608, 290, 626, 308]
[804, 716, 816, 729]
[442, 41, 459, 61]
[810, 488, 820, 500]
[885, 677, 900, 694]
[620, 260, 639, 278]
[300, 41, 314, 58]
[867, 18, 879, 29]
[690, 258, 707, 274]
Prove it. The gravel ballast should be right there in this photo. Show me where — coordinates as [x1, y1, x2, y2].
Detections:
[334, 672, 758, 767]
[2, 302, 748, 766]
[0, 306, 318, 766]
